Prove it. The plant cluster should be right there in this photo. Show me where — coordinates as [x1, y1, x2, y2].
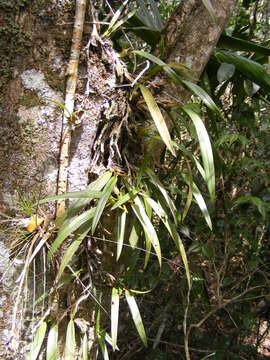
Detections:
[2, 0, 269, 359]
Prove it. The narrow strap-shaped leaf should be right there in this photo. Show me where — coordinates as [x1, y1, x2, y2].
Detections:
[111, 287, 121, 351]
[135, 50, 220, 115]
[57, 171, 112, 226]
[82, 333, 88, 360]
[183, 106, 215, 203]
[144, 195, 190, 288]
[29, 321, 47, 360]
[98, 335, 109, 360]
[182, 80, 220, 114]
[103, 0, 129, 37]
[140, 85, 176, 157]
[182, 160, 193, 222]
[116, 211, 126, 261]
[144, 233, 152, 269]
[125, 290, 148, 347]
[65, 320, 76, 360]
[132, 196, 161, 267]
[92, 176, 117, 235]
[48, 208, 96, 263]
[39, 191, 101, 204]
[146, 168, 178, 225]
[56, 220, 92, 281]
[182, 174, 212, 230]
[46, 321, 58, 360]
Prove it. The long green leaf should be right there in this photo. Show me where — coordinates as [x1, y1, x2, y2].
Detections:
[146, 168, 178, 224]
[135, 50, 219, 114]
[65, 320, 76, 360]
[103, 0, 129, 37]
[56, 220, 92, 281]
[140, 85, 176, 157]
[144, 195, 190, 288]
[215, 51, 270, 92]
[48, 208, 96, 263]
[111, 287, 121, 351]
[125, 290, 147, 347]
[183, 106, 215, 203]
[29, 321, 47, 360]
[56, 171, 112, 226]
[39, 191, 101, 204]
[92, 176, 117, 235]
[132, 196, 162, 267]
[183, 174, 212, 230]
[144, 233, 152, 269]
[182, 80, 220, 113]
[182, 160, 193, 222]
[218, 35, 270, 56]
[98, 335, 109, 360]
[82, 333, 88, 360]
[117, 211, 126, 261]
[46, 322, 58, 360]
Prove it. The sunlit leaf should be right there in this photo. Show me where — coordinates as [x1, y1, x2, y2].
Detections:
[29, 321, 47, 360]
[65, 320, 76, 360]
[182, 80, 220, 113]
[144, 195, 190, 288]
[183, 174, 212, 230]
[98, 335, 109, 360]
[56, 171, 112, 227]
[56, 220, 92, 281]
[46, 321, 58, 360]
[132, 196, 161, 267]
[217, 63, 235, 83]
[82, 333, 88, 360]
[128, 221, 140, 248]
[140, 85, 176, 157]
[111, 287, 121, 351]
[146, 168, 178, 225]
[103, 0, 129, 37]
[92, 176, 117, 235]
[48, 208, 96, 263]
[125, 290, 147, 347]
[117, 211, 126, 261]
[183, 106, 215, 203]
[39, 191, 101, 204]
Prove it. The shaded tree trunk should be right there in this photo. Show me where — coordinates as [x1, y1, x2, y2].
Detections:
[0, 0, 236, 357]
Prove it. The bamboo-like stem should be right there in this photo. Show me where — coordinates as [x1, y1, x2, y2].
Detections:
[56, 0, 87, 217]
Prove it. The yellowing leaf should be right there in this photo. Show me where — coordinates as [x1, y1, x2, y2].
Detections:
[140, 85, 176, 157]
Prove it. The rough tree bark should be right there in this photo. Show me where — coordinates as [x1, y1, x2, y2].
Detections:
[0, 0, 236, 357]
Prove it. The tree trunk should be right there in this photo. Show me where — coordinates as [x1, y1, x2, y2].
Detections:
[0, 0, 236, 357]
